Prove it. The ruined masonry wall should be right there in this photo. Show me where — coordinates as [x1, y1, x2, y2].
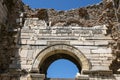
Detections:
[12, 18, 118, 80]
[0, 0, 120, 80]
[0, 0, 24, 80]
[0, 0, 8, 24]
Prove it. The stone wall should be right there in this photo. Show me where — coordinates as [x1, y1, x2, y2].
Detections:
[0, 0, 120, 80]
[0, 0, 23, 74]
[110, 23, 120, 74]
[0, 0, 10, 73]
[18, 18, 114, 79]
[19, 0, 120, 79]
[0, 74, 20, 80]
[0, 0, 8, 24]
[23, 0, 118, 27]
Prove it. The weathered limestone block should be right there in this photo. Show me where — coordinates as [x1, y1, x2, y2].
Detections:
[102, 61, 112, 66]
[20, 49, 28, 58]
[21, 39, 27, 44]
[78, 48, 91, 54]
[20, 76, 28, 80]
[76, 74, 89, 80]
[89, 54, 100, 58]
[114, 74, 120, 80]
[94, 41, 109, 45]
[20, 57, 27, 65]
[21, 33, 29, 36]
[27, 40, 35, 45]
[91, 60, 102, 65]
[35, 40, 47, 45]
[92, 66, 109, 70]
[21, 65, 32, 70]
[99, 53, 113, 57]
[91, 48, 112, 54]
[70, 41, 83, 45]
[24, 18, 47, 28]
[21, 35, 30, 39]
[82, 46, 98, 49]
[27, 50, 34, 60]
[32, 49, 42, 58]
[83, 41, 94, 45]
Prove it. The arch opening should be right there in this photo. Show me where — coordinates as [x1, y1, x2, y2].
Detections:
[47, 59, 79, 78]
[39, 52, 82, 76]
[31, 44, 91, 75]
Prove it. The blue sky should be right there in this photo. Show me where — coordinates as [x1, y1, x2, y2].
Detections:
[22, 0, 102, 10]
[22, 0, 102, 78]
[47, 59, 79, 78]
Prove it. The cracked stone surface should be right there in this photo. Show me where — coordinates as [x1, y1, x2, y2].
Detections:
[0, 0, 120, 80]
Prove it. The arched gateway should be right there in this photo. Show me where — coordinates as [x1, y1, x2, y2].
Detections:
[31, 44, 91, 74]
[18, 18, 113, 80]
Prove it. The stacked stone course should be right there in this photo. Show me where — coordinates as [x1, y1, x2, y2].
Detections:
[0, 0, 120, 80]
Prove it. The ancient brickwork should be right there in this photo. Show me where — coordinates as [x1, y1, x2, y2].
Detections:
[0, 0, 23, 77]
[103, 0, 120, 74]
[0, 0, 8, 24]
[17, 18, 113, 80]
[0, 0, 8, 72]
[0, 0, 120, 80]
[110, 23, 120, 74]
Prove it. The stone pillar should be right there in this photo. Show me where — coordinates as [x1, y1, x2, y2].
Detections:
[27, 73, 45, 80]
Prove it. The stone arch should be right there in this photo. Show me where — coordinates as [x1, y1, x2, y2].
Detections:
[31, 44, 91, 74]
